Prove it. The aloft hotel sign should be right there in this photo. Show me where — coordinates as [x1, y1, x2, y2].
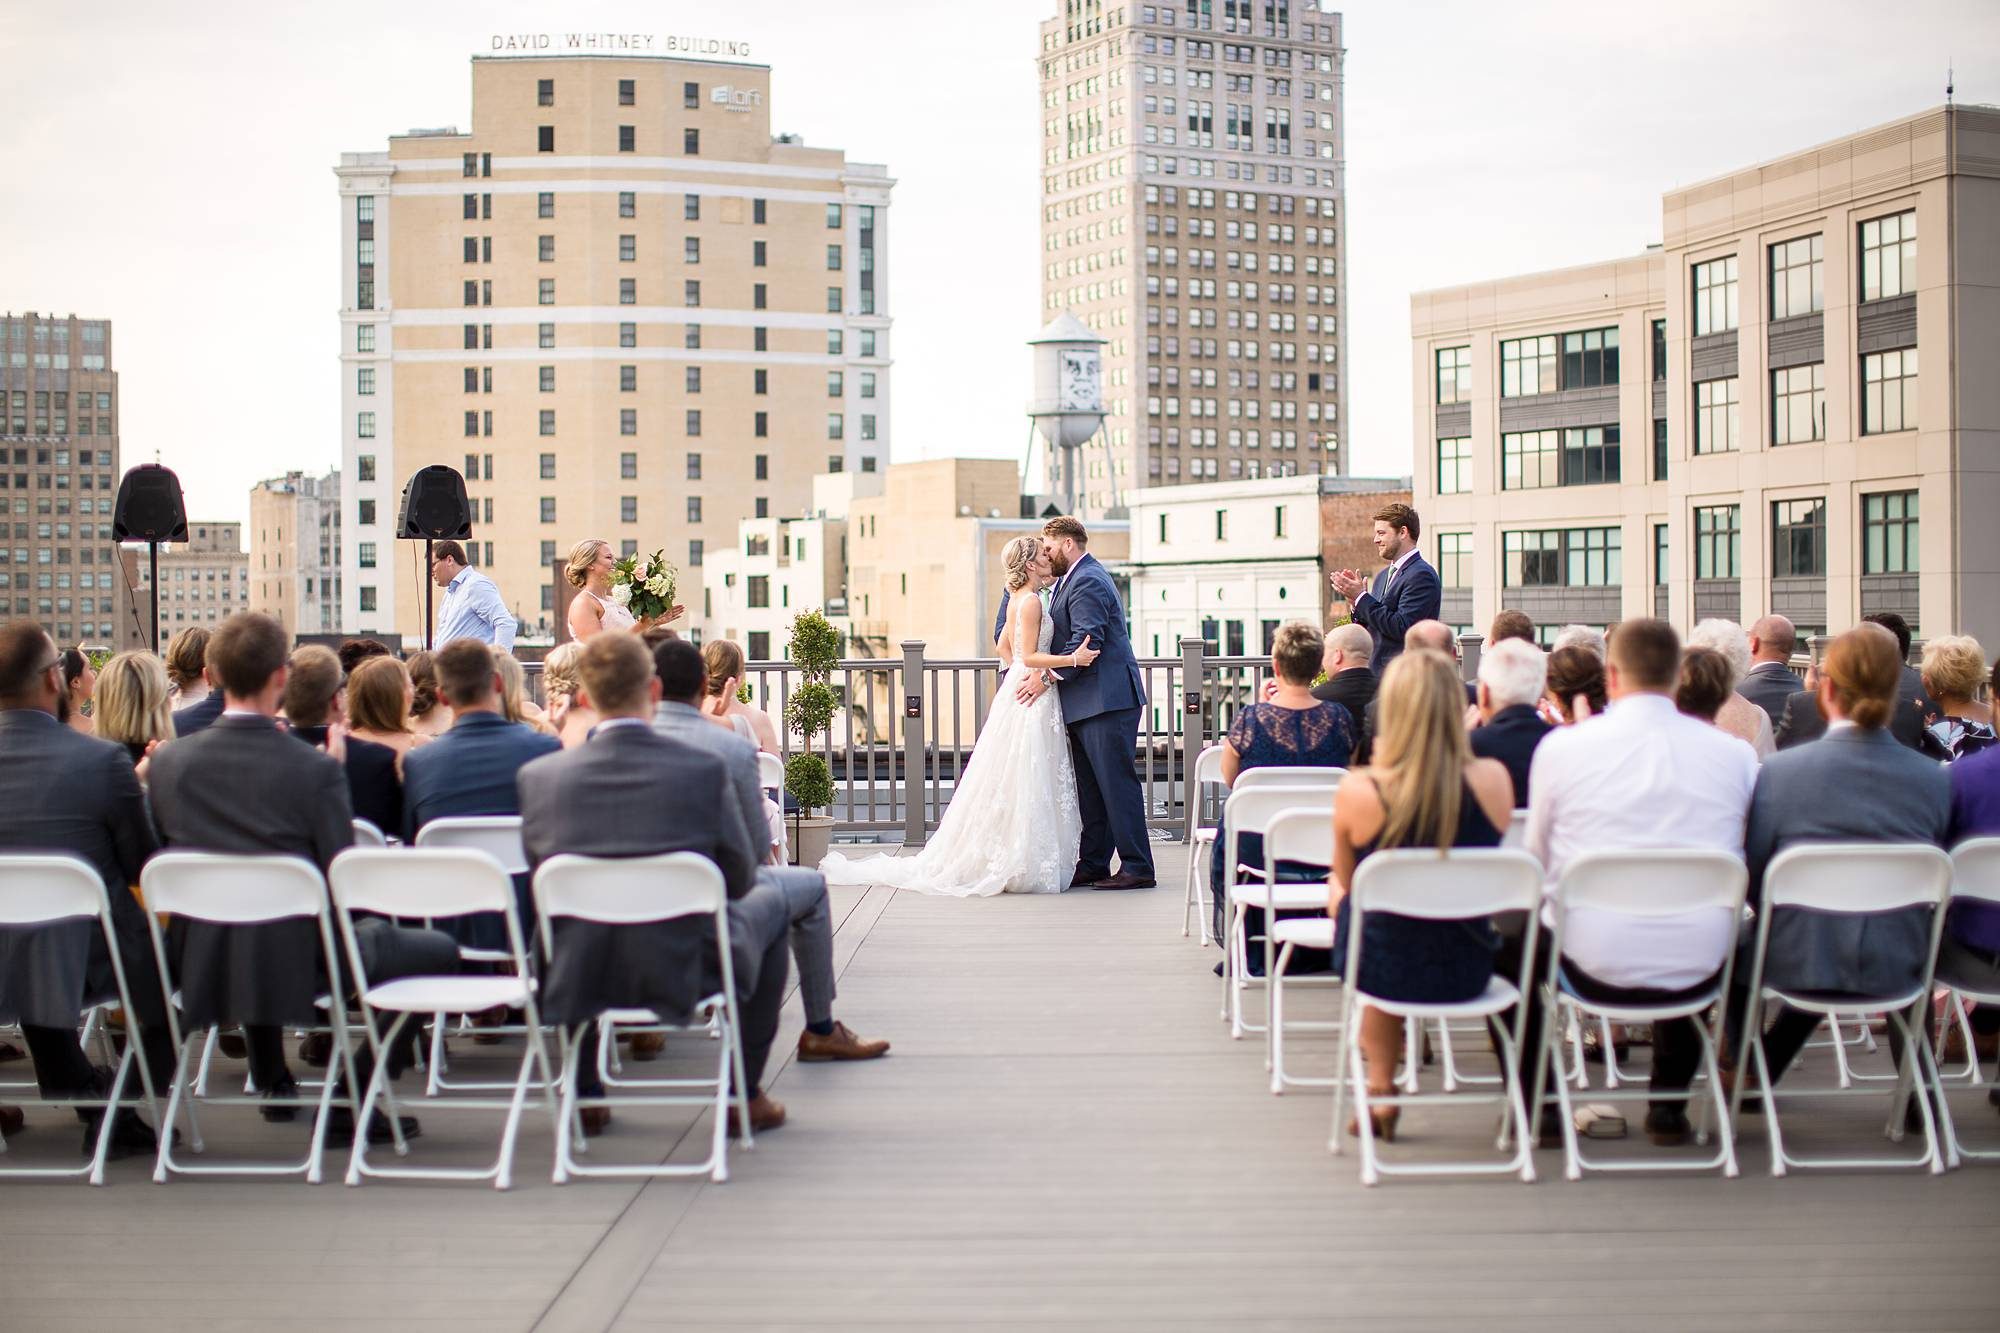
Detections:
[488, 32, 753, 58]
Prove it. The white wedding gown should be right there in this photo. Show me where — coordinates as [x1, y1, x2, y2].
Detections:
[820, 593, 1081, 896]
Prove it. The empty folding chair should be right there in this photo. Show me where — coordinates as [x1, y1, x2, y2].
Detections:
[414, 816, 535, 1094]
[0, 854, 161, 1185]
[1934, 837, 2000, 1163]
[1531, 849, 1748, 1179]
[329, 847, 558, 1189]
[1182, 743, 1227, 943]
[140, 852, 359, 1184]
[1731, 842, 1956, 1176]
[533, 852, 749, 1183]
[1220, 780, 1340, 1038]
[1232, 765, 1345, 792]
[757, 750, 785, 794]
[1331, 848, 1543, 1186]
[1262, 809, 1341, 1092]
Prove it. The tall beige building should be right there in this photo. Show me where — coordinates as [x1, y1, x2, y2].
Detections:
[338, 51, 893, 644]
[1037, 0, 1348, 515]
[133, 521, 249, 638]
[248, 470, 342, 637]
[0, 312, 142, 649]
[1412, 104, 2000, 651]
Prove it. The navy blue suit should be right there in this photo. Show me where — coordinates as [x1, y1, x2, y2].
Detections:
[1046, 553, 1153, 880]
[171, 690, 225, 738]
[1350, 552, 1442, 675]
[1467, 704, 1552, 807]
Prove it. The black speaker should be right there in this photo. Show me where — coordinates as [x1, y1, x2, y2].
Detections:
[397, 465, 472, 540]
[113, 464, 189, 542]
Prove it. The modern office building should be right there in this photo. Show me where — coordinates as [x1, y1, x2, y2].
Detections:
[0, 312, 142, 649]
[1037, 0, 1348, 515]
[337, 52, 893, 645]
[133, 521, 250, 637]
[1412, 104, 2000, 650]
[249, 470, 342, 637]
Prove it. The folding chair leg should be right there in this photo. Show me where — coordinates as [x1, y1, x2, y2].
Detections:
[425, 1012, 449, 1097]
[84, 1048, 136, 1187]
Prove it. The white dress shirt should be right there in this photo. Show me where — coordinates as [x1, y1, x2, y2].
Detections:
[1526, 691, 1758, 988]
[437, 566, 517, 651]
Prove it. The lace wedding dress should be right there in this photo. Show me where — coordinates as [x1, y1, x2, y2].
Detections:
[821, 593, 1081, 896]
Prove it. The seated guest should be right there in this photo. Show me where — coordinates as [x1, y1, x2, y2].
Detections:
[1211, 622, 1357, 945]
[1365, 619, 1456, 741]
[1778, 612, 1931, 750]
[1919, 635, 1996, 763]
[518, 634, 796, 1133]
[652, 638, 889, 1064]
[541, 642, 595, 749]
[1687, 620, 1775, 759]
[1469, 637, 1551, 806]
[171, 633, 226, 738]
[492, 652, 554, 736]
[283, 645, 403, 837]
[0, 623, 179, 1156]
[1310, 623, 1377, 766]
[1330, 650, 1514, 1139]
[93, 651, 175, 770]
[405, 650, 454, 741]
[337, 638, 392, 677]
[1673, 646, 1736, 727]
[345, 656, 428, 767]
[702, 639, 781, 752]
[1739, 615, 1803, 725]
[1519, 618, 1758, 1145]
[164, 627, 211, 708]
[1730, 624, 1951, 1096]
[1552, 624, 1606, 659]
[1489, 609, 1537, 647]
[149, 612, 457, 1142]
[1943, 659, 2000, 1062]
[1540, 644, 1607, 725]
[59, 647, 96, 735]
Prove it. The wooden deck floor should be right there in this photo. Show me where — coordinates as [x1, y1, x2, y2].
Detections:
[3, 841, 1999, 1331]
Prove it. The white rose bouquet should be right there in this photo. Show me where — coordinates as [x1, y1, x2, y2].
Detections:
[610, 549, 678, 624]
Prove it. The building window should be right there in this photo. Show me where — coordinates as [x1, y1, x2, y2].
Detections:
[540, 497, 555, 524]
[356, 324, 375, 353]
[1653, 417, 1668, 481]
[1437, 532, 1471, 589]
[684, 236, 700, 265]
[753, 198, 767, 225]
[689, 539, 704, 567]
[356, 454, 375, 482]
[355, 411, 375, 438]
[1500, 429, 1557, 490]
[358, 587, 377, 613]
[827, 244, 843, 271]
[860, 372, 876, 399]
[860, 415, 876, 440]
[1419, 345, 1469, 406]
[619, 78, 635, 106]
[686, 410, 702, 437]
[754, 240, 767, 267]
[620, 409, 637, 436]
[1695, 504, 1740, 579]
[1651, 319, 1666, 382]
[622, 323, 638, 348]
[1214, 509, 1228, 541]
[1769, 234, 1824, 319]
[356, 367, 374, 395]
[683, 128, 699, 155]
[539, 323, 556, 349]
[1862, 490, 1919, 574]
[1436, 436, 1470, 494]
[537, 78, 554, 106]
[826, 203, 843, 229]
[619, 191, 636, 218]
[827, 413, 844, 441]
[686, 366, 701, 394]
[618, 125, 635, 153]
[538, 278, 555, 306]
[828, 372, 844, 398]
[747, 576, 770, 609]
[1653, 523, 1669, 588]
[620, 496, 637, 524]
[538, 234, 555, 263]
[1503, 526, 1621, 587]
[683, 81, 699, 108]
[1499, 334, 1556, 397]
[357, 500, 376, 526]
[538, 125, 554, 153]
[684, 193, 700, 221]
[1274, 504, 1288, 539]
[685, 280, 701, 308]
[825, 287, 843, 314]
[754, 283, 768, 310]
[621, 365, 637, 392]
[619, 234, 635, 262]
[754, 454, 768, 481]
[755, 412, 768, 438]
[686, 452, 702, 480]
[539, 453, 556, 480]
[1772, 498, 1826, 578]
[539, 410, 556, 437]
[686, 497, 702, 523]
[1694, 377, 1739, 454]
[755, 327, 768, 352]
[1862, 348, 1918, 434]
[1560, 327, 1619, 389]
[1771, 363, 1826, 445]
[538, 192, 555, 219]
[621, 452, 638, 480]
[1692, 255, 1738, 335]
[1860, 210, 1917, 303]
[618, 278, 636, 305]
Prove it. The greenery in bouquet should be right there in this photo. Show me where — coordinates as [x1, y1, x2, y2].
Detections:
[609, 549, 677, 623]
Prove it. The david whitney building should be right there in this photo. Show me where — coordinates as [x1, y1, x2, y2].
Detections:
[1411, 105, 2000, 651]
[336, 38, 893, 644]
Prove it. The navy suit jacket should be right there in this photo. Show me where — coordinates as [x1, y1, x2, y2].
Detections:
[1350, 552, 1441, 674]
[1047, 553, 1145, 724]
[171, 690, 225, 738]
[402, 710, 562, 842]
[1468, 704, 1553, 808]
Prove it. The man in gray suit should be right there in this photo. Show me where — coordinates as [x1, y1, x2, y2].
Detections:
[1737, 615, 1804, 725]
[650, 639, 887, 1064]
[1776, 611, 1931, 751]
[518, 634, 793, 1132]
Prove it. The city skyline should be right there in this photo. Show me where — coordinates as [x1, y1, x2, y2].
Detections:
[2, 0, 1994, 528]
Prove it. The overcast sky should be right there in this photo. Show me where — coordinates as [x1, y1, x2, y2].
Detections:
[2, 0, 1993, 524]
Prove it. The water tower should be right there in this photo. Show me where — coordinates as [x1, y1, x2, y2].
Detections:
[1027, 312, 1106, 516]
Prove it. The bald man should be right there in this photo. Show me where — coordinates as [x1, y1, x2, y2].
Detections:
[1312, 622, 1377, 763]
[1740, 614, 1804, 725]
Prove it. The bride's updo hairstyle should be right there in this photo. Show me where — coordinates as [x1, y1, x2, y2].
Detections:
[1002, 535, 1039, 592]
[564, 538, 608, 589]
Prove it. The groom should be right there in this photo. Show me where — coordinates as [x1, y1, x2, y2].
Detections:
[1015, 516, 1155, 890]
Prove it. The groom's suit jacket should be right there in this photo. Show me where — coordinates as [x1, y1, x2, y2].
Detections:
[1047, 552, 1146, 725]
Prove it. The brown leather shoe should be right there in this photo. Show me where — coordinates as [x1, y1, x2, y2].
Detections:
[1091, 872, 1157, 891]
[0, 1105, 23, 1138]
[217, 1030, 248, 1060]
[797, 1021, 890, 1062]
[626, 1031, 666, 1062]
[578, 1106, 612, 1135]
[727, 1093, 786, 1135]
[299, 1031, 334, 1068]
[471, 1005, 511, 1045]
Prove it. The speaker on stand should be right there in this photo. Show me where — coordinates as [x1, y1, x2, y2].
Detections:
[397, 465, 472, 650]
[112, 464, 189, 651]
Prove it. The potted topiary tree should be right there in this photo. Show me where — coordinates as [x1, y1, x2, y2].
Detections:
[782, 609, 842, 867]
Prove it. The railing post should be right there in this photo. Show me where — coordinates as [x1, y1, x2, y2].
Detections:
[900, 639, 927, 849]
[1180, 635, 1207, 846]
[1459, 632, 1484, 686]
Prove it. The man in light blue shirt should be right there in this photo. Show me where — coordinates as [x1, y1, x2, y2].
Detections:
[430, 541, 516, 650]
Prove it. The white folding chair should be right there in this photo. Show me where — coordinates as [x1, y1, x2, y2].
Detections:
[533, 852, 749, 1183]
[1331, 848, 1544, 1186]
[1262, 809, 1341, 1092]
[1532, 849, 1748, 1179]
[1500, 809, 1530, 851]
[1934, 838, 2000, 1163]
[1182, 743, 1227, 943]
[0, 855, 160, 1184]
[1233, 765, 1344, 792]
[140, 853, 361, 1184]
[329, 847, 558, 1189]
[413, 816, 535, 1094]
[757, 750, 785, 793]
[1731, 843, 1956, 1176]
[351, 819, 389, 848]
[1220, 780, 1339, 1038]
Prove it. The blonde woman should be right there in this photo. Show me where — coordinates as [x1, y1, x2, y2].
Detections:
[345, 655, 430, 768]
[93, 651, 175, 769]
[700, 639, 782, 753]
[1920, 635, 1996, 762]
[493, 650, 555, 735]
[820, 534, 1096, 896]
[1330, 649, 1514, 1140]
[563, 538, 684, 642]
[405, 650, 454, 739]
[541, 641, 595, 749]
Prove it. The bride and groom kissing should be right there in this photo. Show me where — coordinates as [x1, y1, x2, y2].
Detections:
[821, 516, 1156, 897]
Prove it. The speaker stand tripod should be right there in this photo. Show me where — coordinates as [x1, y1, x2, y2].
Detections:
[147, 541, 162, 650]
[424, 539, 435, 651]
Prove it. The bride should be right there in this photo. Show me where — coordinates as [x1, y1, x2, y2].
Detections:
[821, 535, 1098, 896]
